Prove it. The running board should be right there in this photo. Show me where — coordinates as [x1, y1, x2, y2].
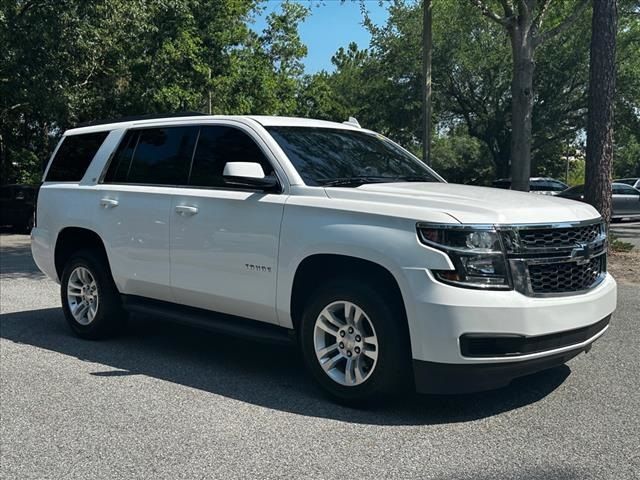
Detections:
[121, 295, 293, 346]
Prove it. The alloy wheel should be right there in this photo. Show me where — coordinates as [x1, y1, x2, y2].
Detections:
[66, 266, 99, 325]
[313, 300, 379, 386]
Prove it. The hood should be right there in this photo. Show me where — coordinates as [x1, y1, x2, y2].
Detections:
[324, 182, 600, 225]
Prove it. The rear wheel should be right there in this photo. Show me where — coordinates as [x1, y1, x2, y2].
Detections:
[299, 278, 410, 404]
[60, 249, 127, 339]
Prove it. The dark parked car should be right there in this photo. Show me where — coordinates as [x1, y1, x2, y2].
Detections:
[492, 177, 569, 195]
[558, 183, 640, 220]
[0, 184, 38, 233]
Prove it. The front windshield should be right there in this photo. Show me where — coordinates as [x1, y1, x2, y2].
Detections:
[266, 126, 442, 187]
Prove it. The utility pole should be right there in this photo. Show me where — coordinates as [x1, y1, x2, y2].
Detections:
[422, 0, 433, 166]
[208, 67, 212, 115]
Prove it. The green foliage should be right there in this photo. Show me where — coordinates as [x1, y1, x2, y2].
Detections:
[0, 0, 308, 183]
[1, 0, 638, 186]
[567, 159, 586, 187]
[431, 132, 494, 185]
[610, 234, 635, 253]
[299, 0, 639, 183]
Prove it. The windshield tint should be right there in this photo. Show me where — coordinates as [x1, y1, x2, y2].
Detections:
[266, 126, 441, 186]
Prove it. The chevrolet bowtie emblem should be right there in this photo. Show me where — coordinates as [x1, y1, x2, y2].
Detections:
[571, 242, 591, 264]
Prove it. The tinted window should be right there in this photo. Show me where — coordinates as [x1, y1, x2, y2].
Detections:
[103, 130, 138, 183]
[266, 127, 439, 186]
[128, 127, 197, 185]
[548, 180, 568, 191]
[104, 127, 198, 185]
[529, 181, 548, 191]
[613, 184, 639, 195]
[189, 126, 273, 188]
[614, 178, 637, 186]
[46, 132, 109, 182]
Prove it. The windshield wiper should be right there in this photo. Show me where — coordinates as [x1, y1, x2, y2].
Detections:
[320, 175, 436, 187]
[388, 175, 436, 183]
[319, 176, 394, 187]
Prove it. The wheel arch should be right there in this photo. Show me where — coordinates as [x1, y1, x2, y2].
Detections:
[54, 227, 109, 280]
[289, 254, 408, 333]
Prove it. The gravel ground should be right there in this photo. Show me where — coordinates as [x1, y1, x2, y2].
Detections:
[1, 233, 639, 480]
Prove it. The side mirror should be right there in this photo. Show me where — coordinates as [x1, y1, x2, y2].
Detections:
[222, 162, 279, 191]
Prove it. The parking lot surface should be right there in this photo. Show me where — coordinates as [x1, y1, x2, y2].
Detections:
[1, 232, 639, 479]
[611, 220, 640, 248]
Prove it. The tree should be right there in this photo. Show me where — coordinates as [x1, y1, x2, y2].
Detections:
[0, 0, 311, 184]
[585, 0, 617, 223]
[469, 0, 590, 191]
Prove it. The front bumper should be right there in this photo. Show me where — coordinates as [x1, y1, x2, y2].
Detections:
[401, 266, 616, 394]
[413, 315, 610, 394]
[402, 268, 617, 365]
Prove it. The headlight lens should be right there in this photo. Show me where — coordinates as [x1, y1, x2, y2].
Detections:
[417, 225, 511, 290]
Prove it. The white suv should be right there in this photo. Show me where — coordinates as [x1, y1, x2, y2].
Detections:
[31, 114, 617, 403]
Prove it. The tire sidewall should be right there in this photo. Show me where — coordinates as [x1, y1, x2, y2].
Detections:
[60, 249, 123, 339]
[300, 278, 409, 403]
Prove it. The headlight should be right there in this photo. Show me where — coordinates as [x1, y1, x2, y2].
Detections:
[417, 224, 511, 290]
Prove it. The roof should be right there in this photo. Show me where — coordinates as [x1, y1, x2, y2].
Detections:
[64, 114, 362, 136]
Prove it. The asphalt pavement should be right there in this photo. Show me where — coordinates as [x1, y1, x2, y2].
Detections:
[1, 232, 639, 479]
[611, 220, 640, 248]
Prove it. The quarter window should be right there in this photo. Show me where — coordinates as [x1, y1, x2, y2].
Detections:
[46, 132, 109, 182]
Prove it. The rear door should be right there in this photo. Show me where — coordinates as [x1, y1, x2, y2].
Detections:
[169, 123, 286, 324]
[97, 126, 198, 300]
[612, 184, 640, 216]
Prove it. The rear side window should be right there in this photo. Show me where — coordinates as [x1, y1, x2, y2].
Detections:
[189, 126, 273, 188]
[45, 132, 109, 182]
[104, 127, 198, 185]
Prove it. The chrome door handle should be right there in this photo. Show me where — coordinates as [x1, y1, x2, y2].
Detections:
[100, 198, 119, 208]
[175, 205, 199, 216]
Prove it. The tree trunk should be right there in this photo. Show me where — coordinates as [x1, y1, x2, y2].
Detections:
[509, 26, 534, 192]
[585, 0, 617, 224]
[422, 0, 433, 166]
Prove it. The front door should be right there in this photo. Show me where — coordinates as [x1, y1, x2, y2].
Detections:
[170, 125, 286, 325]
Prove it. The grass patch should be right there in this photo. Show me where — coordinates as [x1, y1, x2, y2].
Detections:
[610, 233, 635, 253]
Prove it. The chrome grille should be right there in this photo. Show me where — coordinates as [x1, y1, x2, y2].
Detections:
[504, 220, 607, 296]
[518, 223, 602, 249]
[528, 256, 603, 294]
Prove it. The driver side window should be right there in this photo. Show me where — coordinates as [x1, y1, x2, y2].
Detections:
[189, 126, 274, 188]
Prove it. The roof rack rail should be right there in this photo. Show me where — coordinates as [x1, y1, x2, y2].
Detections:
[343, 116, 361, 128]
[75, 111, 207, 128]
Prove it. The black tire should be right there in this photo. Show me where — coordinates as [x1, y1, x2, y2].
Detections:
[21, 215, 34, 234]
[299, 277, 411, 405]
[60, 248, 127, 339]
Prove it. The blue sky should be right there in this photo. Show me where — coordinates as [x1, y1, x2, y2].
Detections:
[251, 0, 390, 73]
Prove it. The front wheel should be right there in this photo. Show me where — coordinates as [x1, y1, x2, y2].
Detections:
[299, 278, 410, 404]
